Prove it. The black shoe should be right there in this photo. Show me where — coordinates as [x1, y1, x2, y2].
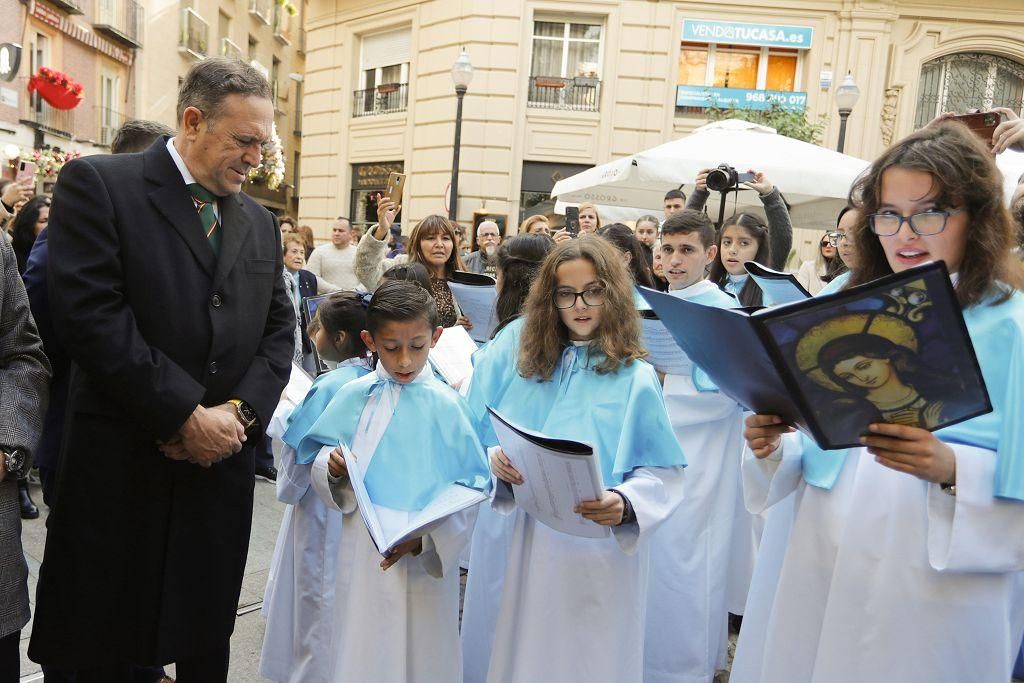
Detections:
[255, 466, 277, 483]
[18, 478, 39, 519]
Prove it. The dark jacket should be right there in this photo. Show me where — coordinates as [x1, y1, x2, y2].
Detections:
[0, 236, 50, 639]
[28, 138, 294, 667]
[22, 227, 67, 475]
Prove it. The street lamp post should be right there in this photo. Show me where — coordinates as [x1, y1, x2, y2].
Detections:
[835, 72, 861, 154]
[448, 48, 473, 221]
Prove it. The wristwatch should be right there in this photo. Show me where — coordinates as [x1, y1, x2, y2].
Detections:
[2, 447, 28, 480]
[228, 399, 258, 432]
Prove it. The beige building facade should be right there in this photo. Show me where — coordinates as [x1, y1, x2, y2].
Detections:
[138, 0, 306, 214]
[299, 0, 1024, 242]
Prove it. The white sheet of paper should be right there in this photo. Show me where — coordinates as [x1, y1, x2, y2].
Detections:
[488, 409, 609, 539]
[343, 443, 487, 555]
[429, 325, 478, 387]
[284, 361, 314, 404]
[449, 281, 498, 342]
[641, 317, 693, 377]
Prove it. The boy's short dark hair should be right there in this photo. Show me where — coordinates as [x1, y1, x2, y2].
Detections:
[664, 188, 687, 202]
[660, 209, 715, 249]
[111, 119, 176, 154]
[366, 280, 439, 334]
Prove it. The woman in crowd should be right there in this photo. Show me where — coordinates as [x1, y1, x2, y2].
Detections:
[518, 214, 550, 236]
[634, 214, 660, 268]
[734, 121, 1024, 683]
[796, 230, 846, 295]
[552, 202, 602, 243]
[11, 195, 49, 275]
[816, 206, 860, 296]
[355, 196, 470, 328]
[596, 223, 657, 289]
[298, 224, 316, 261]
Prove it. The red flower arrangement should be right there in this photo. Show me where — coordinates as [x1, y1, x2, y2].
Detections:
[27, 67, 84, 111]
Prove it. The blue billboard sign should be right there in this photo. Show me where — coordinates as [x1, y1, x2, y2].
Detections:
[682, 19, 813, 50]
[676, 85, 808, 111]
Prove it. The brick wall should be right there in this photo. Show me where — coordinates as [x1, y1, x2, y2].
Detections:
[63, 38, 97, 142]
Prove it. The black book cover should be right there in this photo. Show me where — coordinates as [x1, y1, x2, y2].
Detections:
[640, 262, 992, 449]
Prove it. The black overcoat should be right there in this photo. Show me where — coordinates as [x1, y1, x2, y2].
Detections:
[28, 137, 295, 667]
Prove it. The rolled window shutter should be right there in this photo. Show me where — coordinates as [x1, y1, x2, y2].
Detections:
[361, 28, 411, 71]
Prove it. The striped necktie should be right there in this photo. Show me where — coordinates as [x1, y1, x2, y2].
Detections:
[188, 183, 222, 257]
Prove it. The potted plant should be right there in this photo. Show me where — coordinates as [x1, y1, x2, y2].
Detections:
[27, 67, 84, 110]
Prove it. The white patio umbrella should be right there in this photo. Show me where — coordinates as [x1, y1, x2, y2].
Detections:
[552, 119, 872, 231]
[996, 149, 1024, 206]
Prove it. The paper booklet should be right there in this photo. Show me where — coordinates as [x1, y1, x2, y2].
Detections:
[450, 271, 499, 343]
[487, 408, 610, 539]
[640, 311, 694, 377]
[341, 442, 488, 557]
[283, 361, 315, 405]
[640, 261, 992, 450]
[429, 325, 478, 387]
[744, 261, 812, 306]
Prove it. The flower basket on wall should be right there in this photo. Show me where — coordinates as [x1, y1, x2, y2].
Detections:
[27, 67, 84, 110]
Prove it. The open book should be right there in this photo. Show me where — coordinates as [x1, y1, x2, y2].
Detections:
[744, 261, 811, 306]
[450, 271, 498, 342]
[429, 325, 478, 387]
[341, 443, 488, 557]
[640, 262, 991, 449]
[487, 408, 609, 539]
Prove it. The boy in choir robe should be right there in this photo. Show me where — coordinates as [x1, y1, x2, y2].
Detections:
[735, 123, 1024, 682]
[467, 237, 687, 683]
[298, 281, 490, 683]
[642, 210, 748, 683]
[260, 294, 373, 683]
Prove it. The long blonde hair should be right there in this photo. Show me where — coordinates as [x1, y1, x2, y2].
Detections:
[406, 214, 466, 278]
[518, 236, 645, 379]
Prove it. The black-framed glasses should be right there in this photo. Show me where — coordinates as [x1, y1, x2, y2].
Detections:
[868, 208, 964, 237]
[553, 286, 606, 309]
[824, 231, 847, 247]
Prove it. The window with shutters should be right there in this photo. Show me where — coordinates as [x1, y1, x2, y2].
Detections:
[353, 27, 411, 117]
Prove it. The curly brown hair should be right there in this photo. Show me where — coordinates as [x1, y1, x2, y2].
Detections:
[406, 214, 466, 278]
[848, 122, 1024, 307]
[518, 236, 646, 380]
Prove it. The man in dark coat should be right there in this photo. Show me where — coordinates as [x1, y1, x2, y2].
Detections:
[28, 58, 295, 681]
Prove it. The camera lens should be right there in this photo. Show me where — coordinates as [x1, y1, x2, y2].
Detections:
[706, 166, 734, 192]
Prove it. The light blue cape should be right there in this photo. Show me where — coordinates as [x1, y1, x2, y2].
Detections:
[802, 289, 1024, 501]
[281, 363, 372, 451]
[294, 370, 491, 511]
[816, 270, 852, 297]
[466, 318, 686, 486]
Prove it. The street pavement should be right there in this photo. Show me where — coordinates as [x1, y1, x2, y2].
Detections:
[17, 475, 284, 682]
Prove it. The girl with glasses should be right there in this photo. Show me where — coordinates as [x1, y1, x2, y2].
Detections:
[462, 236, 686, 683]
[796, 229, 846, 296]
[734, 123, 1024, 682]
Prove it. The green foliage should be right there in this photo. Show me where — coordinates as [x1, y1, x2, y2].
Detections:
[705, 103, 827, 145]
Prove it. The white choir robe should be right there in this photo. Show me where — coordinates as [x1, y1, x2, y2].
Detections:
[644, 375, 744, 683]
[260, 396, 347, 683]
[731, 434, 1024, 683]
[486, 465, 686, 683]
[307, 369, 479, 683]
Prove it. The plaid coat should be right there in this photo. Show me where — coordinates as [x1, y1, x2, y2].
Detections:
[0, 235, 50, 639]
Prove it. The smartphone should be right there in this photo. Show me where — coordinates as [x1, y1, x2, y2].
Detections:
[950, 112, 1001, 143]
[564, 206, 580, 237]
[737, 171, 756, 184]
[16, 160, 36, 184]
[384, 172, 406, 207]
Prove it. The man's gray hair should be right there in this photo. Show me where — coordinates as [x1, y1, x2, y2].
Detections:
[176, 57, 272, 124]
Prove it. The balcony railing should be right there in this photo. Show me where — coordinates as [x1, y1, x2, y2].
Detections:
[178, 7, 209, 59]
[94, 0, 144, 48]
[96, 106, 127, 147]
[352, 83, 408, 118]
[18, 79, 74, 138]
[272, 3, 291, 44]
[220, 37, 243, 59]
[48, 0, 83, 14]
[527, 76, 601, 112]
[248, 0, 270, 24]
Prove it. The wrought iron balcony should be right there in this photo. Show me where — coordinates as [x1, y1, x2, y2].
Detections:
[248, 0, 270, 24]
[94, 0, 144, 48]
[220, 37, 243, 59]
[178, 7, 209, 59]
[527, 76, 601, 112]
[352, 83, 408, 118]
[18, 79, 75, 138]
[272, 3, 291, 45]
